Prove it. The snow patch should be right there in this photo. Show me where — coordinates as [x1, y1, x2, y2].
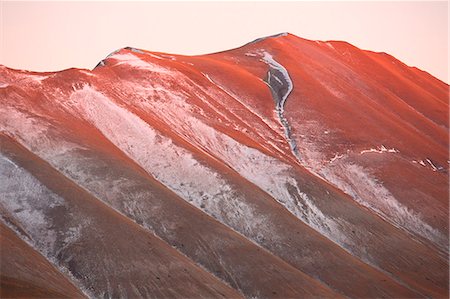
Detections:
[1, 155, 19, 168]
[108, 53, 171, 74]
[0, 106, 83, 158]
[318, 162, 447, 250]
[325, 42, 335, 50]
[360, 145, 399, 154]
[287, 129, 447, 251]
[126, 47, 145, 55]
[257, 50, 300, 161]
[68, 85, 264, 233]
[126, 47, 164, 60]
[146, 53, 164, 60]
[79, 70, 95, 77]
[425, 159, 438, 171]
[412, 159, 443, 172]
[0, 154, 64, 255]
[0, 154, 96, 298]
[11, 74, 50, 85]
[329, 153, 344, 163]
[246, 33, 288, 45]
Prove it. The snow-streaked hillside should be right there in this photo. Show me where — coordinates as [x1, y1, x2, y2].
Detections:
[0, 33, 448, 298]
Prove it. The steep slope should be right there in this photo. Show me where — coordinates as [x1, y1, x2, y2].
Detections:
[0, 223, 85, 298]
[0, 33, 448, 298]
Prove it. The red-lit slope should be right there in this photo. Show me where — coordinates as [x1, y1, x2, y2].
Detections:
[0, 33, 448, 298]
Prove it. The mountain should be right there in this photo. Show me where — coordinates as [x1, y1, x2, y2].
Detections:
[0, 33, 448, 298]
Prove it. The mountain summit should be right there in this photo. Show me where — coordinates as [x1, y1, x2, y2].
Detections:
[0, 33, 448, 298]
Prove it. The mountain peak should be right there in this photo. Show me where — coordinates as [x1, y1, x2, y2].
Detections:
[246, 32, 291, 44]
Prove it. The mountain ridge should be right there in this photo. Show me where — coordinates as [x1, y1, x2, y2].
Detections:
[2, 32, 448, 86]
[0, 33, 448, 298]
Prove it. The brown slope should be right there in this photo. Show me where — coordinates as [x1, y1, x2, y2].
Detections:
[0, 222, 85, 298]
[0, 134, 242, 299]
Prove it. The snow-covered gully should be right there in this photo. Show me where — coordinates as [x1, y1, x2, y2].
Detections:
[260, 51, 301, 161]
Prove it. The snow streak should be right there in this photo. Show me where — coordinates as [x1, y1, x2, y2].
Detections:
[259, 51, 301, 162]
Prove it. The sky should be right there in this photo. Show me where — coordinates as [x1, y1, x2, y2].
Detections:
[1, 1, 448, 83]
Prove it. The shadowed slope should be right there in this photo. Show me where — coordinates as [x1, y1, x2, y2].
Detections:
[0, 223, 85, 298]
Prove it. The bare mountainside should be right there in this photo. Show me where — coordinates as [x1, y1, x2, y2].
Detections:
[0, 33, 448, 298]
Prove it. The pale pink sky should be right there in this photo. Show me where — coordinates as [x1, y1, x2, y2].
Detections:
[1, 1, 448, 83]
